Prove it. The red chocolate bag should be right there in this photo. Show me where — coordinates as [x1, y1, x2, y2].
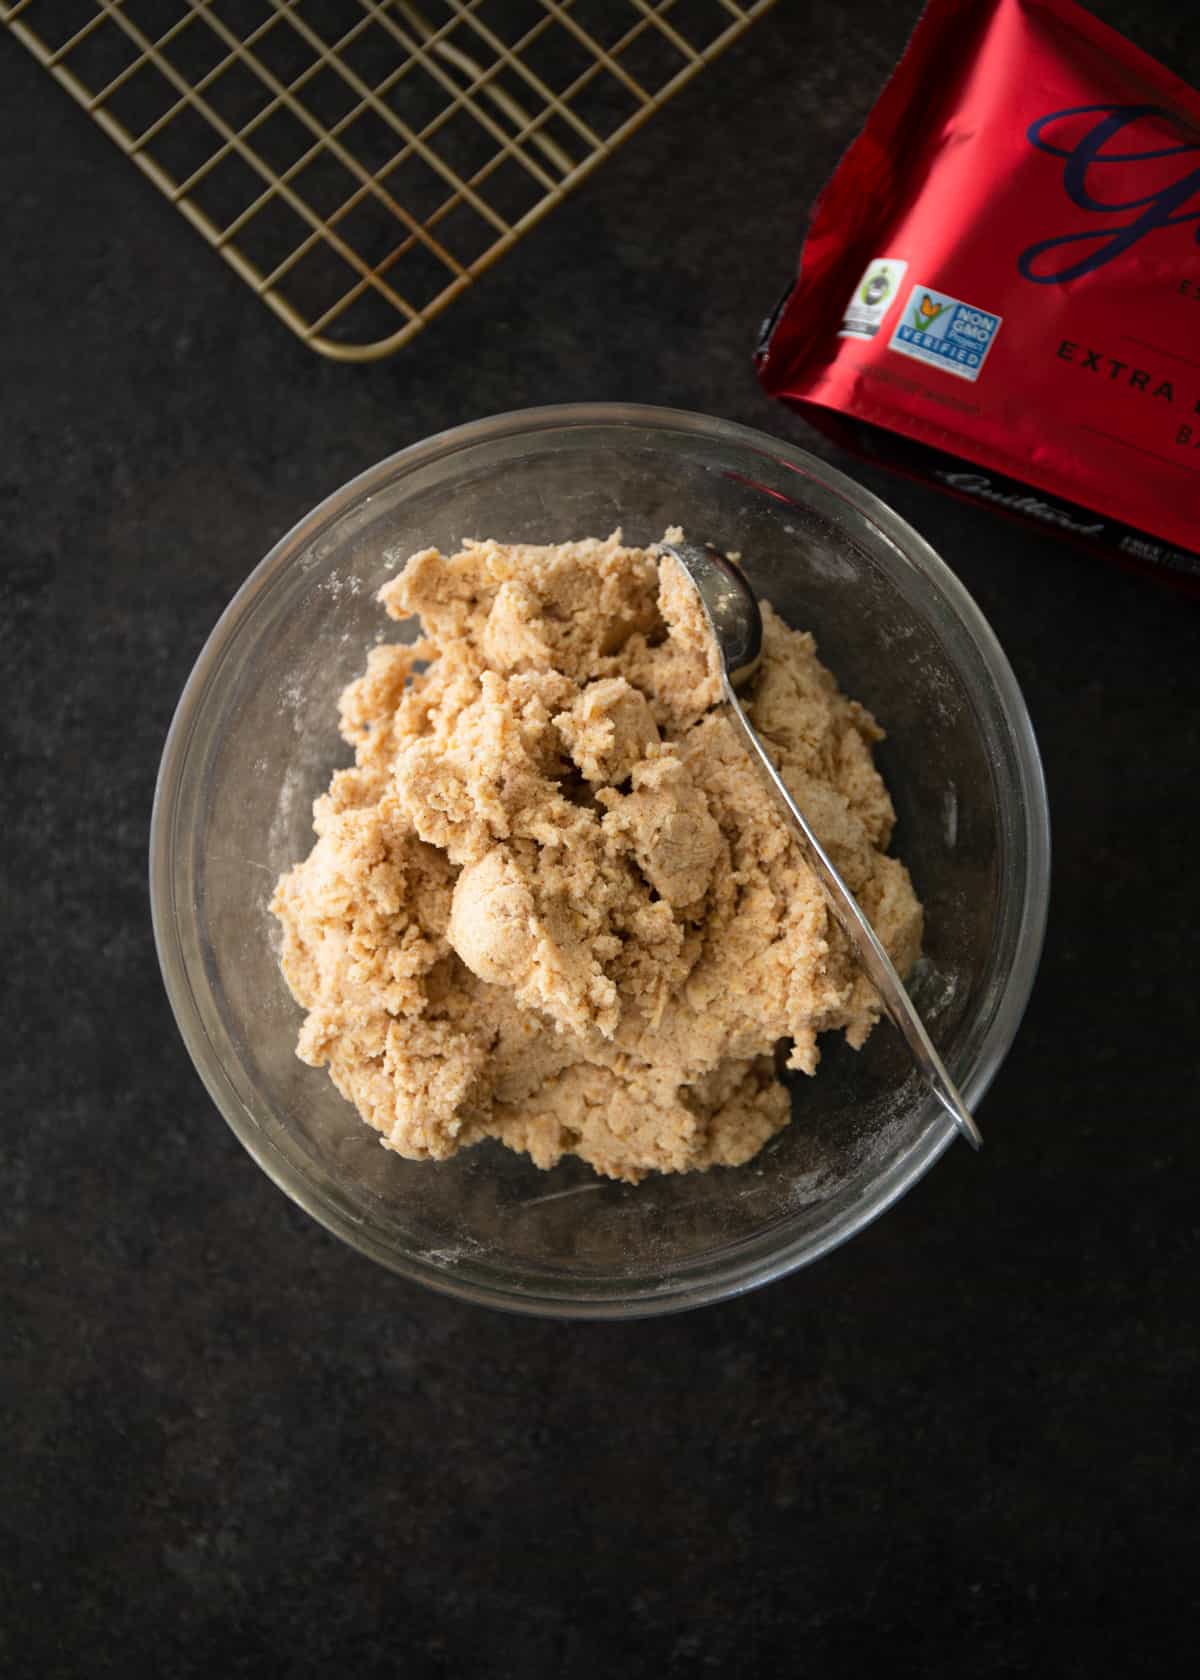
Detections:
[756, 0, 1200, 579]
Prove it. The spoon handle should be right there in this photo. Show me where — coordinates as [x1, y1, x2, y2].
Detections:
[723, 686, 983, 1151]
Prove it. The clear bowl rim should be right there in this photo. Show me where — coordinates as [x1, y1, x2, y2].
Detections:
[150, 402, 1051, 1319]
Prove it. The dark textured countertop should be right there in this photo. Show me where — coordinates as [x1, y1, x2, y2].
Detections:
[5, 3, 1198, 1675]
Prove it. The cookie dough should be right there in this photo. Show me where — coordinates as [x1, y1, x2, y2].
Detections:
[270, 532, 922, 1182]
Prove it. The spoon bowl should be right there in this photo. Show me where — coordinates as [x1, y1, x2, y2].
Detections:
[152, 405, 1047, 1316]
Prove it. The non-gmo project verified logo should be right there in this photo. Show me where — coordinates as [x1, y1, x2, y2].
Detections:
[888, 285, 1001, 381]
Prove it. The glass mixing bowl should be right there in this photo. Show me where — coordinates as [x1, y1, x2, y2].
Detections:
[150, 405, 1049, 1318]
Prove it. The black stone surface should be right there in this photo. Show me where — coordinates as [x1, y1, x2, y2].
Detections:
[4, 4, 1198, 1675]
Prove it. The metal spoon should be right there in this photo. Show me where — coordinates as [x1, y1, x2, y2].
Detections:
[666, 540, 983, 1151]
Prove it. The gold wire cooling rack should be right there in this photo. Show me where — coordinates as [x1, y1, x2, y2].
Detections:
[3, 0, 776, 360]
